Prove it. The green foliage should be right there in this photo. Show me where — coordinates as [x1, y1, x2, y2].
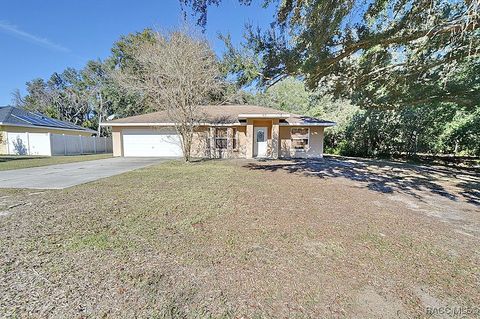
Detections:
[22, 69, 92, 126]
[219, 34, 264, 88]
[16, 29, 159, 133]
[247, 77, 480, 157]
[103, 30, 158, 117]
[437, 108, 480, 156]
[185, 0, 479, 110]
[246, 77, 311, 113]
[336, 105, 480, 157]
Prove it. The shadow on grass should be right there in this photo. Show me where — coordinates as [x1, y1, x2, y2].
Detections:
[456, 181, 480, 206]
[244, 156, 480, 206]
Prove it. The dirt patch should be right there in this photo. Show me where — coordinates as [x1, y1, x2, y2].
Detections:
[352, 286, 407, 319]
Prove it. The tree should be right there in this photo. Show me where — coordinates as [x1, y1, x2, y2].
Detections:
[21, 69, 92, 126]
[104, 29, 158, 118]
[183, 0, 479, 109]
[248, 77, 311, 113]
[82, 60, 113, 136]
[15, 29, 193, 135]
[111, 28, 222, 161]
[11, 89, 25, 107]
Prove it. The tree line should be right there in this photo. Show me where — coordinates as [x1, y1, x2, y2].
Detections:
[247, 77, 480, 157]
[13, 0, 479, 158]
[13, 30, 158, 136]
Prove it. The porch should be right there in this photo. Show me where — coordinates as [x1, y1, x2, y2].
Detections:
[207, 118, 325, 159]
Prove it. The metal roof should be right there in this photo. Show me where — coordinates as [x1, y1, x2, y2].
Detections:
[0, 106, 95, 132]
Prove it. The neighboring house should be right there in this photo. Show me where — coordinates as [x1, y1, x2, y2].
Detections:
[0, 106, 111, 156]
[101, 105, 335, 159]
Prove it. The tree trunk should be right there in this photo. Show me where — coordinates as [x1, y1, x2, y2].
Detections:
[97, 92, 103, 136]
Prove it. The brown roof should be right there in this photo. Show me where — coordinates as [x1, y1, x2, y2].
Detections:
[105, 104, 335, 126]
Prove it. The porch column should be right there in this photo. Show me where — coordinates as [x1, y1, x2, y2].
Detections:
[226, 127, 233, 158]
[209, 127, 216, 158]
[246, 119, 254, 159]
[272, 119, 280, 159]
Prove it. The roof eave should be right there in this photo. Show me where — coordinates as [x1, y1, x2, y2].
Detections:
[280, 122, 336, 127]
[0, 122, 96, 133]
[100, 122, 246, 127]
[238, 113, 290, 119]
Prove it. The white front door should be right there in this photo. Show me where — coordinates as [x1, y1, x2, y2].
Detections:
[254, 127, 268, 157]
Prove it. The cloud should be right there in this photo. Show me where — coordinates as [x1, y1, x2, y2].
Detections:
[0, 20, 70, 53]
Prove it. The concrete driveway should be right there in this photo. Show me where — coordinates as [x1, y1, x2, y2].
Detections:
[0, 157, 171, 189]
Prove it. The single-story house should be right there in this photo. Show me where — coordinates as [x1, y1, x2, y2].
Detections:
[101, 105, 335, 159]
[0, 106, 111, 156]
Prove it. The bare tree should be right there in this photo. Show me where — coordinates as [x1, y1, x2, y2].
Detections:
[111, 28, 222, 161]
[11, 89, 25, 107]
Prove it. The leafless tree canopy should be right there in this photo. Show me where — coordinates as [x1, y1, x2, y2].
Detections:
[111, 28, 223, 161]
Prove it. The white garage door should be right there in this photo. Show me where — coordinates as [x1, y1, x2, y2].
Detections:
[122, 128, 183, 157]
[27, 133, 51, 155]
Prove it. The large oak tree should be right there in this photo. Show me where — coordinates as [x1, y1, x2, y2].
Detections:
[182, 0, 479, 108]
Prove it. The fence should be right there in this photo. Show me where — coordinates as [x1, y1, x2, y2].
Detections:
[50, 134, 112, 155]
[5, 132, 112, 156]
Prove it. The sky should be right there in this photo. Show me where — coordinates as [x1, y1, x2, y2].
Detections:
[0, 0, 276, 105]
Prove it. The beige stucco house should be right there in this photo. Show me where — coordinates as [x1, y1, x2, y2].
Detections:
[101, 105, 335, 159]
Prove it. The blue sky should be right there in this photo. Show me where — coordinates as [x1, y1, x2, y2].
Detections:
[0, 0, 275, 105]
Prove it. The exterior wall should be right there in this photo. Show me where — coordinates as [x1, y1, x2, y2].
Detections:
[271, 119, 279, 159]
[279, 126, 325, 158]
[0, 125, 92, 155]
[110, 124, 326, 159]
[246, 120, 254, 158]
[191, 126, 209, 158]
[192, 126, 247, 159]
[112, 126, 123, 157]
[0, 131, 7, 154]
[112, 125, 248, 159]
[236, 126, 247, 158]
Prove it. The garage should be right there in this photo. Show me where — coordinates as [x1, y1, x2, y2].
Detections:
[1, 106, 113, 156]
[7, 132, 51, 155]
[122, 128, 183, 157]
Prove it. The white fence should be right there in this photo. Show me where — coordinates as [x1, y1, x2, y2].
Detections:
[6, 132, 112, 156]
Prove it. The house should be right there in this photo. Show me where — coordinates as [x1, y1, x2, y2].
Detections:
[0, 106, 111, 156]
[101, 105, 335, 159]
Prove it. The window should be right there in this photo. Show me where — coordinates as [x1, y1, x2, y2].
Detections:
[215, 128, 227, 149]
[214, 127, 238, 150]
[291, 128, 309, 151]
[256, 130, 265, 142]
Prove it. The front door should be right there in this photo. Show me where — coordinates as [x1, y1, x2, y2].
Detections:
[254, 127, 268, 157]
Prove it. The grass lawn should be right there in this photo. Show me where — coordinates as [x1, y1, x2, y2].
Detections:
[0, 158, 478, 318]
[0, 153, 112, 171]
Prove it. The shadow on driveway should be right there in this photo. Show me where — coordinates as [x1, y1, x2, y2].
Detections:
[244, 156, 480, 206]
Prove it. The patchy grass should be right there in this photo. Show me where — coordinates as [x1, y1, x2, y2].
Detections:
[0, 153, 112, 171]
[0, 159, 478, 318]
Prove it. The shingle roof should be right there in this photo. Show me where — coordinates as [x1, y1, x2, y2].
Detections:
[105, 104, 335, 126]
[0, 106, 95, 132]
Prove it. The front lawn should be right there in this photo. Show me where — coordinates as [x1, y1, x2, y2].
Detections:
[0, 153, 112, 171]
[0, 159, 478, 318]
